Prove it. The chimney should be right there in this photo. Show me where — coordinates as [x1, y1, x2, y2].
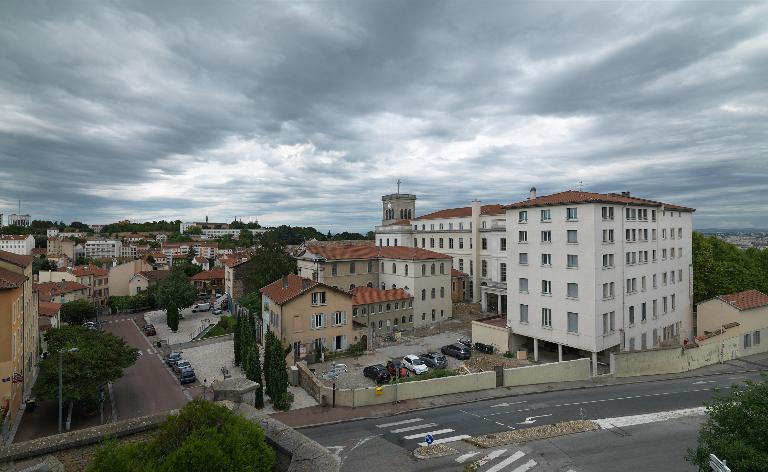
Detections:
[529, 187, 537, 200]
[621, 191, 630, 197]
[301, 278, 310, 290]
[282, 275, 289, 288]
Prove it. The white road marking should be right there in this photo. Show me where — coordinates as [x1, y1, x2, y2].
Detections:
[490, 401, 527, 408]
[484, 451, 525, 472]
[473, 449, 507, 467]
[390, 423, 438, 433]
[376, 418, 423, 428]
[417, 434, 470, 446]
[403, 428, 454, 440]
[455, 452, 479, 463]
[517, 414, 552, 425]
[508, 459, 537, 472]
[594, 407, 707, 429]
[692, 380, 716, 385]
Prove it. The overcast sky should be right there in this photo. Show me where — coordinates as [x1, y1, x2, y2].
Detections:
[1, 1, 766, 232]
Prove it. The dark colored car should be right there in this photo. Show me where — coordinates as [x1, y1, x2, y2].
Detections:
[178, 367, 197, 385]
[142, 324, 156, 336]
[441, 344, 471, 360]
[165, 352, 182, 366]
[420, 352, 447, 369]
[363, 364, 390, 383]
[385, 360, 409, 379]
[474, 342, 495, 354]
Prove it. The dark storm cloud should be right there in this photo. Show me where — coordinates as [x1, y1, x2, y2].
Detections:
[1, 0, 766, 231]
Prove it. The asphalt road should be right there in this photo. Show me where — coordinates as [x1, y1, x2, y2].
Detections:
[102, 313, 192, 419]
[302, 369, 765, 472]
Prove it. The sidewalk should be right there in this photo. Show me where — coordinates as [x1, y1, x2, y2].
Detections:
[271, 352, 768, 428]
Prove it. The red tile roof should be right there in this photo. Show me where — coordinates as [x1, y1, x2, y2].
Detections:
[193, 256, 208, 264]
[504, 190, 695, 212]
[34, 281, 89, 300]
[384, 219, 411, 226]
[303, 244, 450, 262]
[70, 265, 108, 277]
[191, 268, 225, 281]
[260, 274, 323, 305]
[38, 301, 62, 316]
[0, 250, 33, 268]
[0, 234, 32, 241]
[137, 270, 171, 282]
[451, 268, 468, 277]
[351, 287, 412, 305]
[718, 290, 768, 311]
[31, 248, 47, 255]
[39, 316, 53, 332]
[0, 267, 27, 289]
[414, 204, 505, 221]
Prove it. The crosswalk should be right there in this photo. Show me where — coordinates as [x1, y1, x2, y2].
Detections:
[136, 347, 157, 356]
[375, 417, 470, 448]
[455, 448, 539, 472]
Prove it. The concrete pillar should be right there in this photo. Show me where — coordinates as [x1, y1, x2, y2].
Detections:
[533, 338, 539, 362]
[481, 292, 488, 312]
[471, 199, 481, 303]
[497, 295, 502, 314]
[591, 351, 598, 376]
[558, 343, 563, 362]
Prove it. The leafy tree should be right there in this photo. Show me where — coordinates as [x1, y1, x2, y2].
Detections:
[60, 299, 96, 325]
[686, 378, 768, 471]
[186, 225, 203, 235]
[166, 303, 179, 332]
[239, 292, 261, 317]
[146, 254, 155, 264]
[32, 257, 58, 274]
[245, 233, 297, 293]
[87, 399, 274, 472]
[34, 326, 138, 405]
[156, 268, 196, 309]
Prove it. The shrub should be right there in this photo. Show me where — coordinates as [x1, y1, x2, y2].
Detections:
[272, 391, 293, 411]
[503, 351, 514, 358]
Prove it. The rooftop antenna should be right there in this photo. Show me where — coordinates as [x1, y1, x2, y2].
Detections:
[578, 180, 584, 192]
[396, 179, 402, 195]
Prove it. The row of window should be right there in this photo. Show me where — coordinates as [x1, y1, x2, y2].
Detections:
[420, 287, 447, 300]
[518, 279, 579, 298]
[518, 230, 578, 244]
[518, 207, 580, 223]
[519, 252, 579, 268]
[616, 270, 684, 296]
[414, 222, 468, 231]
[330, 261, 448, 277]
[352, 300, 414, 316]
[309, 310, 347, 329]
[519, 305, 579, 333]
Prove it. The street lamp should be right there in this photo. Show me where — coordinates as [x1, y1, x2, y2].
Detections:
[58, 347, 78, 434]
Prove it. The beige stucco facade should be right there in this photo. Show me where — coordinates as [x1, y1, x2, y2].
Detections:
[696, 298, 766, 356]
[109, 259, 151, 296]
[297, 258, 378, 289]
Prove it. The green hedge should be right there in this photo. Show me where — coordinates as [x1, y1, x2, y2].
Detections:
[390, 368, 460, 384]
[202, 316, 237, 339]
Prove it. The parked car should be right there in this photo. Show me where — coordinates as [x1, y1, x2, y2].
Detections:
[165, 351, 182, 366]
[142, 324, 156, 336]
[402, 355, 428, 375]
[213, 309, 222, 316]
[192, 303, 211, 313]
[173, 360, 191, 373]
[420, 352, 447, 369]
[441, 343, 471, 360]
[363, 364, 390, 383]
[474, 342, 495, 354]
[178, 367, 197, 385]
[386, 360, 409, 379]
[82, 321, 98, 331]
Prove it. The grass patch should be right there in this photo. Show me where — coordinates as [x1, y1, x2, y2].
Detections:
[202, 315, 236, 339]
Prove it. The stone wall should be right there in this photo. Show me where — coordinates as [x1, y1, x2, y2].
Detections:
[503, 358, 591, 387]
[610, 336, 742, 377]
[297, 362, 324, 404]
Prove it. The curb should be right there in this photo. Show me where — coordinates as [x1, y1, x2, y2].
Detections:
[287, 366, 767, 429]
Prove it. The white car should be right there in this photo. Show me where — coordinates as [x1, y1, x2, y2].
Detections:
[402, 355, 428, 375]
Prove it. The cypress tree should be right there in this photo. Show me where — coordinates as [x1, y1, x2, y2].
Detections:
[233, 313, 242, 366]
[263, 330, 276, 401]
[166, 303, 179, 332]
[253, 343, 264, 408]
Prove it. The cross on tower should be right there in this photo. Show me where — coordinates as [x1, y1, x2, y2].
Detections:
[396, 179, 402, 194]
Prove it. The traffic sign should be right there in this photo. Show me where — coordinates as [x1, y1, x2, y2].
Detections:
[425, 434, 434, 445]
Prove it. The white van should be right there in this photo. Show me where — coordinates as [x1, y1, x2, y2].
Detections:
[192, 303, 211, 313]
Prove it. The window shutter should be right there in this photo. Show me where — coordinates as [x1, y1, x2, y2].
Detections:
[342, 311, 347, 325]
[311, 315, 316, 330]
[321, 313, 326, 328]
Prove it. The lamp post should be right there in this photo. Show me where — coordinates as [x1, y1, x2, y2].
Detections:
[58, 347, 79, 433]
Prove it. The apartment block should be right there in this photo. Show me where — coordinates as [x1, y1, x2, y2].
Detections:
[505, 190, 694, 371]
[85, 239, 123, 259]
[0, 235, 35, 256]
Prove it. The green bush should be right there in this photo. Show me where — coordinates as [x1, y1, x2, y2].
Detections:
[202, 316, 237, 339]
[88, 399, 274, 472]
[272, 391, 293, 411]
[503, 351, 514, 358]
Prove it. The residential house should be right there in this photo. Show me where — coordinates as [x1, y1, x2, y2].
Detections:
[192, 256, 210, 271]
[223, 257, 255, 302]
[128, 270, 171, 296]
[37, 301, 61, 354]
[260, 274, 365, 363]
[34, 281, 89, 304]
[108, 259, 152, 297]
[696, 290, 767, 357]
[46, 237, 75, 261]
[451, 268, 470, 303]
[351, 286, 413, 337]
[38, 266, 110, 309]
[191, 268, 224, 294]
[0, 250, 38, 433]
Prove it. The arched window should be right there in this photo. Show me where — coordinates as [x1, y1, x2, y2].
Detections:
[402, 316, 406, 324]
[378, 320, 382, 328]
[431, 263, 436, 275]
[367, 282, 373, 288]
[381, 283, 386, 290]
[394, 318, 398, 326]
[392, 263, 397, 274]
[392, 284, 396, 289]
[405, 264, 409, 276]
[422, 264, 426, 276]
[408, 209, 412, 219]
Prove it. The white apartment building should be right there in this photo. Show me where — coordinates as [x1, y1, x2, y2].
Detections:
[375, 193, 508, 312]
[296, 244, 453, 328]
[120, 244, 138, 258]
[47, 228, 59, 238]
[0, 235, 35, 255]
[85, 239, 123, 259]
[199, 228, 266, 239]
[7, 214, 31, 227]
[161, 242, 218, 259]
[505, 189, 694, 371]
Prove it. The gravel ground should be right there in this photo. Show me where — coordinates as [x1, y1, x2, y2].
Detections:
[145, 307, 217, 345]
[465, 420, 600, 448]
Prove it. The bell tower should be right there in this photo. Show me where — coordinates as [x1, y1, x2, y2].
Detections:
[381, 180, 416, 225]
